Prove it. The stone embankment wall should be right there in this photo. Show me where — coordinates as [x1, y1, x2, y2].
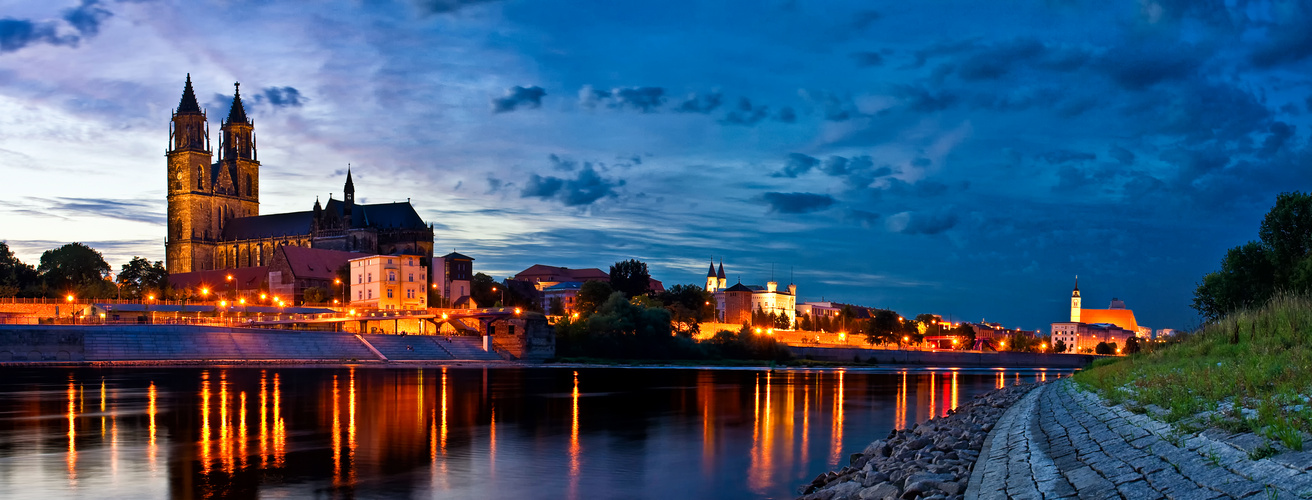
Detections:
[789, 346, 1095, 368]
[0, 325, 520, 363]
[798, 383, 1039, 500]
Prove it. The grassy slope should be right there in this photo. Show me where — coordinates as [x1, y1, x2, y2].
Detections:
[1074, 294, 1312, 451]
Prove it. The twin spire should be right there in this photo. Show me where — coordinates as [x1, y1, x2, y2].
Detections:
[175, 74, 248, 123]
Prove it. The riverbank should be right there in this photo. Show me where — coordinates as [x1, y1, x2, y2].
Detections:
[798, 381, 1041, 500]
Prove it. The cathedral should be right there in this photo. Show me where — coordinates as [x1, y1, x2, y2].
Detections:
[164, 75, 434, 275]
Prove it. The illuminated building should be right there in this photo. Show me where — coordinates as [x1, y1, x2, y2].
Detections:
[1051, 277, 1149, 353]
[705, 260, 796, 325]
[349, 254, 428, 310]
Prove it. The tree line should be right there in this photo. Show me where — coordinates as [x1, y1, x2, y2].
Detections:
[0, 242, 167, 300]
[1193, 192, 1312, 321]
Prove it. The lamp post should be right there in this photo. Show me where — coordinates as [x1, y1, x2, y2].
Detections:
[227, 274, 237, 302]
[491, 285, 505, 308]
[335, 278, 344, 307]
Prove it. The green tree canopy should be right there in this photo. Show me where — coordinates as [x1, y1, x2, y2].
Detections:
[471, 272, 498, 307]
[608, 259, 651, 298]
[0, 242, 37, 297]
[38, 243, 110, 292]
[116, 257, 168, 300]
[1192, 192, 1312, 320]
[574, 280, 614, 318]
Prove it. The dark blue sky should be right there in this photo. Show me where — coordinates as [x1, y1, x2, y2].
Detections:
[3, 0, 1310, 331]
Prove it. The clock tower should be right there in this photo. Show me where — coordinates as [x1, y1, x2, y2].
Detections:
[1070, 276, 1082, 323]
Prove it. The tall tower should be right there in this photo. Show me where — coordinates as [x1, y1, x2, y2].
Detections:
[216, 82, 260, 217]
[705, 259, 718, 292]
[343, 166, 355, 228]
[1070, 275, 1082, 323]
[165, 74, 214, 273]
[717, 260, 727, 290]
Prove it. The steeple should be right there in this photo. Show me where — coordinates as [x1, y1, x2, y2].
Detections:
[1070, 275, 1082, 323]
[706, 259, 717, 278]
[178, 74, 201, 114]
[226, 82, 249, 124]
[343, 165, 355, 226]
[1072, 275, 1080, 297]
[717, 260, 726, 280]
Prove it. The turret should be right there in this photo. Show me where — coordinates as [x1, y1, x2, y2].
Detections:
[705, 259, 718, 292]
[1070, 275, 1082, 323]
[343, 166, 355, 227]
[717, 260, 727, 289]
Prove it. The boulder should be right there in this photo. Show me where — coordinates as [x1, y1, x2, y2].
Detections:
[858, 482, 900, 500]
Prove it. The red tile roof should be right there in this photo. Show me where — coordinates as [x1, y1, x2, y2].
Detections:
[279, 246, 365, 280]
[169, 266, 268, 291]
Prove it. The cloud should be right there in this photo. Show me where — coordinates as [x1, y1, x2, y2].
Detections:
[763, 192, 835, 214]
[262, 86, 304, 108]
[955, 38, 1045, 81]
[492, 85, 545, 113]
[891, 84, 957, 112]
[579, 86, 665, 112]
[414, 0, 500, 14]
[1259, 121, 1294, 158]
[3, 197, 163, 225]
[520, 164, 622, 206]
[846, 209, 881, 227]
[1108, 145, 1135, 165]
[1098, 44, 1201, 90]
[63, 0, 111, 37]
[772, 153, 819, 178]
[1250, 25, 1312, 68]
[851, 51, 884, 67]
[777, 106, 797, 123]
[0, 0, 111, 53]
[676, 92, 723, 113]
[887, 209, 958, 235]
[850, 10, 882, 31]
[722, 97, 770, 125]
[801, 90, 860, 121]
[907, 39, 979, 69]
[1037, 150, 1097, 164]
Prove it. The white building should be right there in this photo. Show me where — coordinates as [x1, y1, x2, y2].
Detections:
[704, 259, 795, 325]
[349, 254, 427, 310]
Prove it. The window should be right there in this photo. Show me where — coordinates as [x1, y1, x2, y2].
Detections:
[367, 273, 372, 283]
[358, 290, 363, 300]
[388, 258, 393, 264]
[367, 289, 373, 299]
[408, 273, 413, 282]
[406, 289, 414, 299]
[388, 272, 396, 282]
[357, 274, 362, 284]
[386, 289, 393, 298]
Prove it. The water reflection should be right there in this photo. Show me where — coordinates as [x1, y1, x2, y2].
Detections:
[0, 367, 1071, 499]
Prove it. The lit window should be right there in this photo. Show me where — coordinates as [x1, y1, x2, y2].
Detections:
[368, 289, 373, 299]
[368, 273, 372, 282]
[408, 273, 413, 282]
[358, 290, 363, 300]
[387, 289, 393, 298]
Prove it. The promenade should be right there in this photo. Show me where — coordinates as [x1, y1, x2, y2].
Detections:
[968, 380, 1312, 500]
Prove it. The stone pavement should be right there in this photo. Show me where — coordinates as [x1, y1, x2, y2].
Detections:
[967, 380, 1312, 500]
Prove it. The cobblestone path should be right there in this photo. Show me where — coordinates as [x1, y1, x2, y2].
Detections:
[966, 380, 1312, 500]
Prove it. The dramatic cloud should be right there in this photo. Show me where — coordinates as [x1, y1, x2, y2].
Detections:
[62, 0, 111, 37]
[763, 192, 835, 214]
[492, 85, 545, 113]
[773, 153, 819, 178]
[520, 165, 622, 206]
[721, 97, 770, 125]
[887, 210, 958, 235]
[676, 92, 722, 113]
[892, 84, 957, 112]
[580, 85, 665, 112]
[262, 86, 304, 108]
[0, 0, 110, 53]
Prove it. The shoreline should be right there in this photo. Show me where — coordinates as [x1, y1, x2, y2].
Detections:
[0, 359, 1087, 371]
[798, 382, 1042, 500]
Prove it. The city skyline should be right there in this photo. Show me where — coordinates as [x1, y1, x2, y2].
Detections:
[3, 1, 1310, 330]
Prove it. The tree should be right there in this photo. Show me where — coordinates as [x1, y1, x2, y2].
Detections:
[1124, 336, 1140, 355]
[1095, 342, 1113, 355]
[116, 257, 168, 300]
[471, 272, 498, 307]
[548, 297, 566, 316]
[866, 309, 902, 346]
[0, 242, 37, 296]
[1194, 192, 1312, 320]
[656, 284, 714, 335]
[38, 243, 111, 295]
[1054, 339, 1068, 353]
[608, 259, 651, 298]
[300, 287, 326, 304]
[574, 280, 614, 318]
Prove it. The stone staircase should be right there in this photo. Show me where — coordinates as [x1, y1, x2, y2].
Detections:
[436, 336, 503, 361]
[360, 334, 454, 361]
[83, 327, 375, 361]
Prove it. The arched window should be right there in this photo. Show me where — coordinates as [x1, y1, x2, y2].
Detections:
[197, 165, 205, 190]
[256, 245, 263, 266]
[246, 174, 253, 197]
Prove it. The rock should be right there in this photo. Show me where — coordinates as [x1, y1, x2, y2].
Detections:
[862, 440, 886, 456]
[905, 472, 954, 486]
[826, 481, 862, 499]
[901, 480, 934, 499]
[906, 437, 932, 450]
[859, 482, 900, 500]
[863, 472, 889, 487]
[938, 481, 963, 495]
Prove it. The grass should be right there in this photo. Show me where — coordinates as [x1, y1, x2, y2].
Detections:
[1074, 293, 1312, 444]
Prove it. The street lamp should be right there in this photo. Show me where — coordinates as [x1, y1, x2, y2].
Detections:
[335, 278, 344, 305]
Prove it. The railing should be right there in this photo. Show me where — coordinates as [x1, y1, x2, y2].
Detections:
[0, 297, 204, 305]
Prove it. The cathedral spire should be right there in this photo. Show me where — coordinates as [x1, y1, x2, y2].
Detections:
[178, 74, 201, 114]
[226, 82, 249, 124]
[707, 258, 716, 278]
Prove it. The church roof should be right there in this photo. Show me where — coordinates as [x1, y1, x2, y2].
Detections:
[178, 74, 201, 114]
[706, 262, 716, 278]
[717, 262, 726, 279]
[226, 82, 249, 124]
[223, 211, 315, 240]
[724, 283, 754, 293]
[277, 246, 363, 281]
[1081, 308, 1138, 332]
[513, 264, 610, 283]
[441, 252, 474, 261]
[323, 199, 427, 229]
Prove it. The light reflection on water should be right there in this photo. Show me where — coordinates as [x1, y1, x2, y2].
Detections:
[0, 366, 1071, 499]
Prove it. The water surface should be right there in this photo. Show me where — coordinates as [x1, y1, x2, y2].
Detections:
[0, 366, 1069, 499]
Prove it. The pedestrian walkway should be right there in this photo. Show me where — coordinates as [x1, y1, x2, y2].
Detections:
[968, 380, 1312, 500]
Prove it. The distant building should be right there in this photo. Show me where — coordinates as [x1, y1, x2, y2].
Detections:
[513, 264, 664, 312]
[704, 259, 795, 325]
[266, 246, 361, 304]
[722, 283, 756, 325]
[349, 254, 427, 310]
[1052, 277, 1149, 352]
[433, 252, 475, 308]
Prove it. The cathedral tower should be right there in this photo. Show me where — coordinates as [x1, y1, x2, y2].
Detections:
[1070, 276, 1082, 323]
[705, 259, 718, 292]
[165, 74, 214, 273]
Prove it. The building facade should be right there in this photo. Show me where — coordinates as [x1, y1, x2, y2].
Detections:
[1052, 278, 1150, 352]
[348, 254, 428, 310]
[705, 260, 795, 325]
[164, 75, 434, 276]
[433, 252, 474, 308]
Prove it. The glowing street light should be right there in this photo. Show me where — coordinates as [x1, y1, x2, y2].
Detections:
[65, 294, 74, 303]
[201, 287, 210, 298]
[147, 294, 155, 301]
[754, 328, 762, 335]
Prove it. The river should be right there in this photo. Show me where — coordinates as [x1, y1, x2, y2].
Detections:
[0, 366, 1070, 499]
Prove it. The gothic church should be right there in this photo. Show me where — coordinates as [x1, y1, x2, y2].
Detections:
[164, 75, 434, 274]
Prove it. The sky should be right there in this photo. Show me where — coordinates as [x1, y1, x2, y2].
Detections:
[2, 0, 1311, 331]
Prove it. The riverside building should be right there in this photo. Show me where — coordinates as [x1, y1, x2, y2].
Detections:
[1050, 277, 1149, 353]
